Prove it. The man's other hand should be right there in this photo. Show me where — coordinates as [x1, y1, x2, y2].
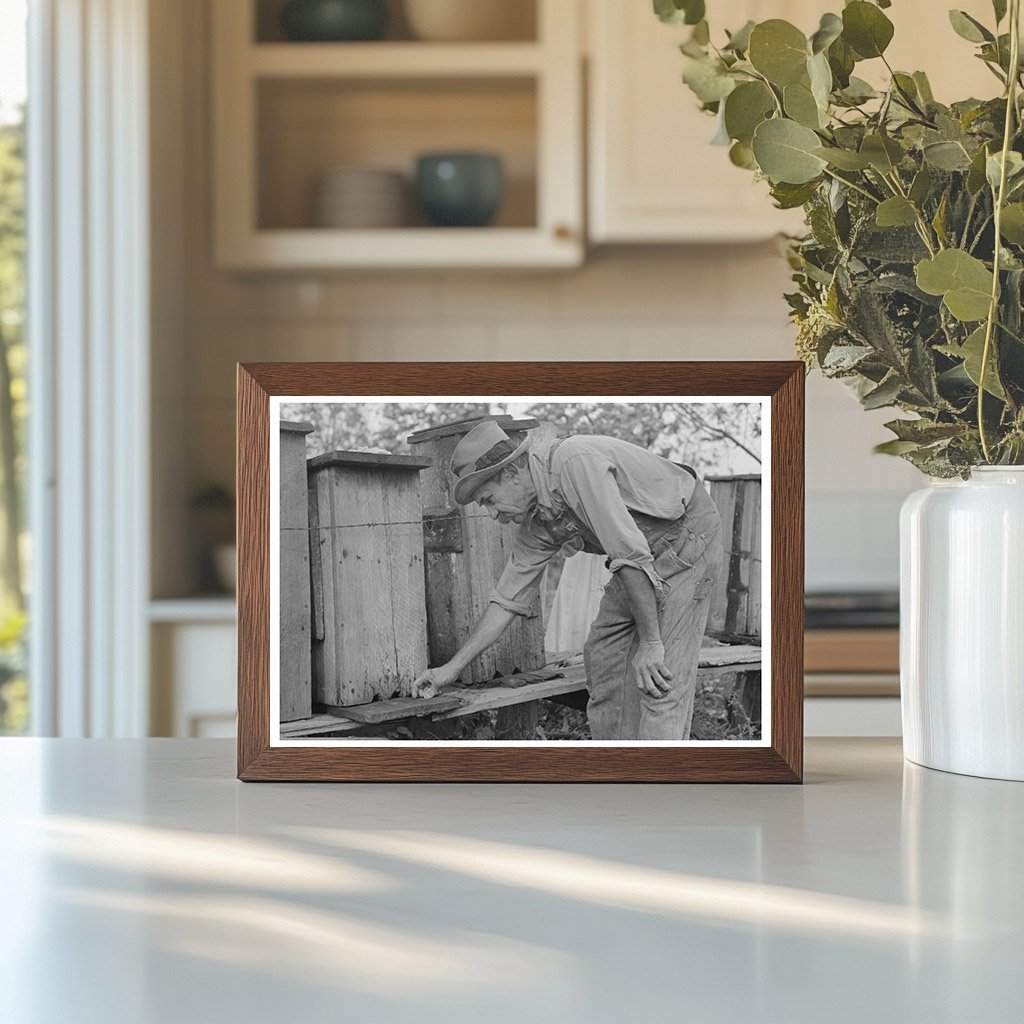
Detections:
[413, 663, 461, 699]
[633, 640, 673, 698]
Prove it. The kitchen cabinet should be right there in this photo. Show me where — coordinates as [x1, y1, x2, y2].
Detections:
[586, 0, 999, 244]
[211, 0, 583, 269]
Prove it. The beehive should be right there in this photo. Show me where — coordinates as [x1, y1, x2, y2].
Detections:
[408, 416, 548, 685]
[307, 451, 432, 707]
[279, 420, 314, 723]
[706, 475, 762, 642]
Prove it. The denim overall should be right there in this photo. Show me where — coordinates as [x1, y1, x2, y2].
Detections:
[581, 472, 723, 740]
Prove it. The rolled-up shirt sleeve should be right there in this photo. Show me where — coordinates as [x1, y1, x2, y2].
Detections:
[556, 454, 663, 591]
[489, 525, 558, 616]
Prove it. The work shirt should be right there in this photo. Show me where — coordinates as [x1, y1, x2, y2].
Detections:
[488, 434, 698, 616]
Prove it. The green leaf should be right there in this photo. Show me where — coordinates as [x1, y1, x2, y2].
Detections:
[912, 71, 935, 104]
[938, 325, 1006, 398]
[723, 81, 776, 144]
[862, 374, 903, 409]
[810, 12, 843, 54]
[908, 164, 933, 205]
[770, 180, 820, 209]
[1000, 203, 1024, 245]
[874, 439, 922, 455]
[827, 36, 856, 88]
[724, 20, 755, 53]
[922, 141, 973, 171]
[808, 51, 833, 109]
[948, 10, 994, 44]
[813, 146, 872, 170]
[748, 20, 809, 86]
[751, 118, 828, 184]
[682, 57, 736, 104]
[876, 197, 918, 228]
[884, 418, 963, 443]
[860, 133, 904, 173]
[842, 1, 895, 59]
[915, 249, 994, 321]
[729, 140, 758, 169]
[967, 144, 991, 194]
[784, 80, 824, 129]
[653, 0, 705, 26]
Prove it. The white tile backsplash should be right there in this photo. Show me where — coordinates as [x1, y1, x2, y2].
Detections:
[181, 247, 918, 592]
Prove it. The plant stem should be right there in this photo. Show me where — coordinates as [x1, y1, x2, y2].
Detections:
[978, 0, 1021, 462]
[822, 167, 880, 205]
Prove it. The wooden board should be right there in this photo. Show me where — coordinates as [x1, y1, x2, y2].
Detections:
[324, 694, 465, 725]
[308, 450, 432, 472]
[279, 423, 313, 722]
[310, 459, 430, 705]
[407, 415, 539, 445]
[707, 477, 762, 641]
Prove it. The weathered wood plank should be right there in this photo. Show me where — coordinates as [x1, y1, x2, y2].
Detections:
[408, 415, 539, 445]
[310, 458, 430, 706]
[324, 694, 465, 725]
[279, 423, 313, 722]
[308, 451, 432, 472]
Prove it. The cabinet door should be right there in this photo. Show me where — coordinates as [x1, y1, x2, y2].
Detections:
[587, 0, 807, 242]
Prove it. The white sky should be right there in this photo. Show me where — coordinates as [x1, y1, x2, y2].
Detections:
[0, 0, 28, 123]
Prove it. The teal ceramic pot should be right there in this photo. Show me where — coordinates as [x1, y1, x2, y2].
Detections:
[281, 0, 388, 41]
[415, 152, 505, 227]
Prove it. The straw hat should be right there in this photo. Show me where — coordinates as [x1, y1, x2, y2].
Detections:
[451, 420, 530, 505]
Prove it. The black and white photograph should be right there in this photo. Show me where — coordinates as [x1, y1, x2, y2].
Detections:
[271, 397, 768, 745]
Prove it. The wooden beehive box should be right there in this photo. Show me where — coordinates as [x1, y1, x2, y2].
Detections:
[707, 475, 762, 642]
[279, 420, 314, 723]
[307, 450, 432, 708]
[408, 416, 548, 686]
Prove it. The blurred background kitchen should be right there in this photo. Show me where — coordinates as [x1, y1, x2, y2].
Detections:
[0, 0, 997, 740]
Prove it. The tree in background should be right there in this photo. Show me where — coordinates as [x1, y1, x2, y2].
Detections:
[281, 400, 762, 476]
[0, 107, 26, 734]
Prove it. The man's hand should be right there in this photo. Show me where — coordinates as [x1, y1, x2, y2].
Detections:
[413, 663, 462, 699]
[633, 640, 673, 698]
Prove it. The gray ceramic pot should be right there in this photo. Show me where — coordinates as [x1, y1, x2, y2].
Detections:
[280, 0, 388, 41]
[415, 152, 505, 228]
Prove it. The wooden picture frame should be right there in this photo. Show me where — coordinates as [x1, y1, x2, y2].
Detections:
[237, 362, 804, 782]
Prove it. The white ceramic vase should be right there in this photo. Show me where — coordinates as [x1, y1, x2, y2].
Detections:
[900, 467, 1024, 780]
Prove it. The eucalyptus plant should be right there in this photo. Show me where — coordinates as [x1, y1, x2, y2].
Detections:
[657, 0, 1024, 475]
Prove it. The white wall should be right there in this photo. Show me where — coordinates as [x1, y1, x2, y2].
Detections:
[156, 0, 921, 599]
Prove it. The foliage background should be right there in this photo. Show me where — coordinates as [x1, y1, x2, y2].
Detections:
[662, 0, 1024, 476]
[279, 400, 763, 478]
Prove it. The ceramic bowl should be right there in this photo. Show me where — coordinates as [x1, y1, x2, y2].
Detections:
[281, 0, 388, 42]
[415, 152, 504, 228]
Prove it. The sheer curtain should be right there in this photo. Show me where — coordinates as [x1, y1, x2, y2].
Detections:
[28, 0, 150, 736]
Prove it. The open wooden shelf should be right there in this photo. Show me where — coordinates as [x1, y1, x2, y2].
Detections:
[249, 42, 544, 78]
[212, 0, 582, 269]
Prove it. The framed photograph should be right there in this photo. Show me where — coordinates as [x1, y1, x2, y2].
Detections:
[237, 362, 804, 782]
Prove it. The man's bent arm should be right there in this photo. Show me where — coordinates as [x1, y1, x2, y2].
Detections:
[617, 566, 674, 698]
[413, 602, 517, 696]
[447, 602, 517, 676]
[617, 566, 661, 642]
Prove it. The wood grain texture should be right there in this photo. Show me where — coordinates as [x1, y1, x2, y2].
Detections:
[237, 361, 804, 783]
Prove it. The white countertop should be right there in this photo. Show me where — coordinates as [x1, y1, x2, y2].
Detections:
[1, 738, 1019, 1023]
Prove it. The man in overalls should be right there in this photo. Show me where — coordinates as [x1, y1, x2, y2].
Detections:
[413, 420, 723, 740]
